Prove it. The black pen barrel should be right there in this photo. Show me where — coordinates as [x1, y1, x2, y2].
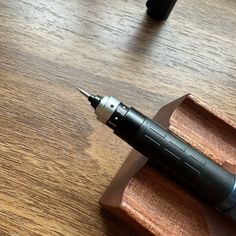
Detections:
[108, 105, 236, 213]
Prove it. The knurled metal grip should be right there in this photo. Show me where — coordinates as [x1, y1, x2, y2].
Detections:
[95, 96, 120, 124]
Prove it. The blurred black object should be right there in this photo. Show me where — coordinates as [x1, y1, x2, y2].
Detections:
[146, 0, 177, 20]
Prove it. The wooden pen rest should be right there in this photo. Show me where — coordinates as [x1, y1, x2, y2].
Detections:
[100, 94, 236, 235]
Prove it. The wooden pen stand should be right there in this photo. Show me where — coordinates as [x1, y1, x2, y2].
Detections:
[100, 94, 236, 235]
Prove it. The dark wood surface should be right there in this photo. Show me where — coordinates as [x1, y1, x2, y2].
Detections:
[0, 0, 235, 235]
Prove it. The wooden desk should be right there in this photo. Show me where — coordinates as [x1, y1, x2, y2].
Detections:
[0, 0, 235, 235]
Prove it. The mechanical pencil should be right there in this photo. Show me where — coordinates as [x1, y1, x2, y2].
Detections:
[77, 88, 236, 220]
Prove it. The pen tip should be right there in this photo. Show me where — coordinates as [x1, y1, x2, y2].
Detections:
[76, 87, 91, 98]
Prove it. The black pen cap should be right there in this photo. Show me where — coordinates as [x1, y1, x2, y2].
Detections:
[146, 0, 177, 21]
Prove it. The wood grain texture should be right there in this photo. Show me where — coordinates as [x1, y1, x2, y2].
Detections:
[0, 0, 235, 235]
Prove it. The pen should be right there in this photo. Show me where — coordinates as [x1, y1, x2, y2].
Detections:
[77, 88, 236, 221]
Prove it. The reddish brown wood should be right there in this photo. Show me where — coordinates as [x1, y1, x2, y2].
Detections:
[100, 94, 236, 235]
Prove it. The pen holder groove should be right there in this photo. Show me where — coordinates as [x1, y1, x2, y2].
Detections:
[100, 94, 236, 235]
